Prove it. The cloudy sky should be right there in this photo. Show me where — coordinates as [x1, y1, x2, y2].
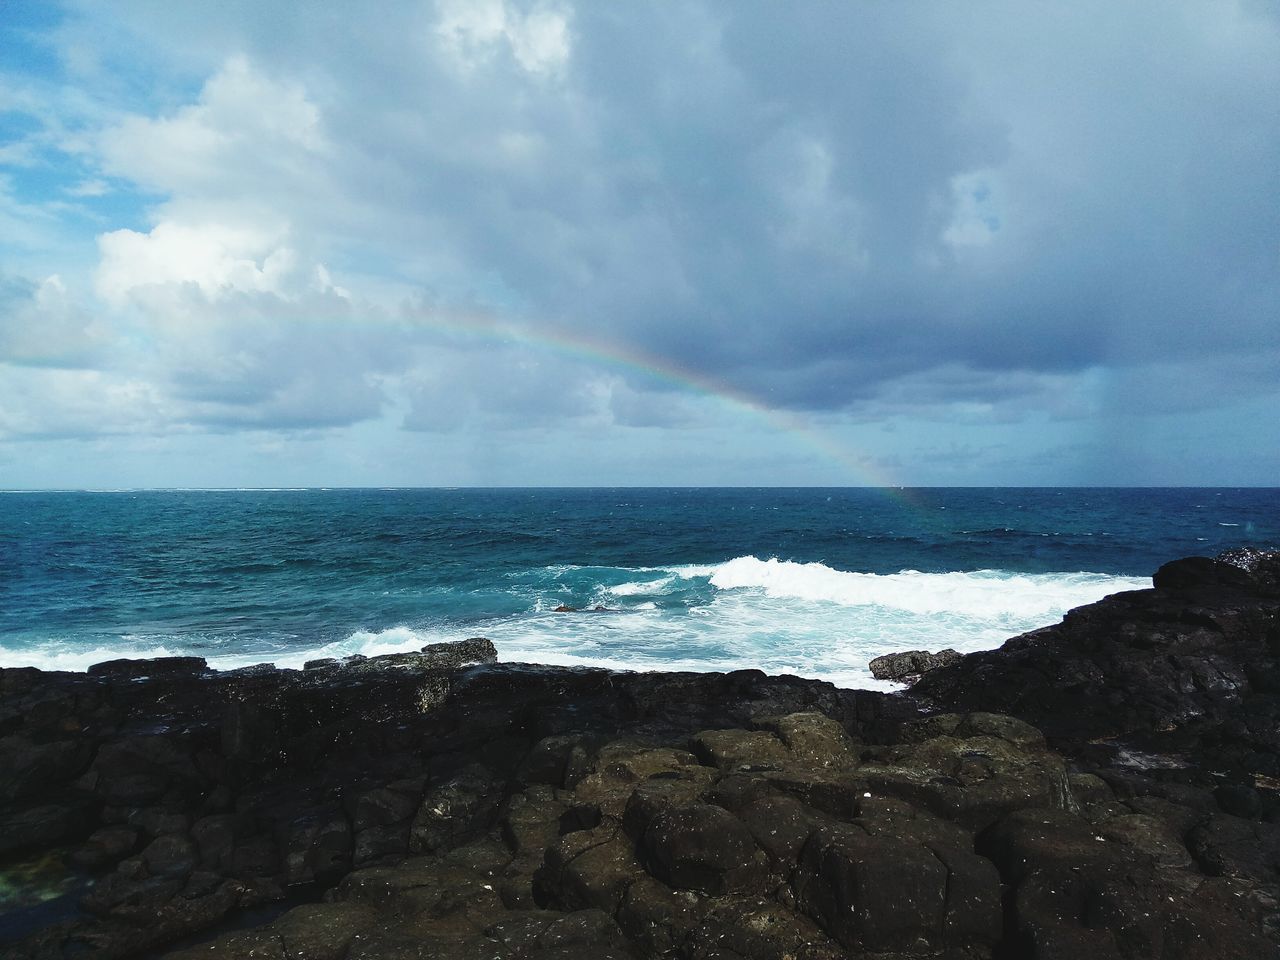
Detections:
[1, 0, 1277, 487]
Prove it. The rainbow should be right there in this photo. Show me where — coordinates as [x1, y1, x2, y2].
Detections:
[154, 282, 913, 493]
[406, 307, 916, 498]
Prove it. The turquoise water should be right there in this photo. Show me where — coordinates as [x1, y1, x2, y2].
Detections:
[2, 488, 1276, 688]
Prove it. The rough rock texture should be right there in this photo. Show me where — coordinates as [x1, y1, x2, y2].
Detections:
[913, 553, 1280, 782]
[868, 649, 962, 683]
[1, 556, 1279, 958]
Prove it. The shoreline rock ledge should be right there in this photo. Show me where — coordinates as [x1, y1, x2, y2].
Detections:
[867, 648, 961, 683]
[2, 554, 1279, 959]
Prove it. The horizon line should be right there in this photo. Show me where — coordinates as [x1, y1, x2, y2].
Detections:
[3, 484, 1278, 493]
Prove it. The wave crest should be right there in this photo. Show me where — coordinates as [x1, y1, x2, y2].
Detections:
[703, 555, 1147, 618]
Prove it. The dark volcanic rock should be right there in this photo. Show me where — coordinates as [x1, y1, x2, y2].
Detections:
[867, 647, 961, 682]
[86, 656, 210, 679]
[0, 735, 94, 803]
[913, 551, 1280, 778]
[797, 825, 947, 952]
[641, 803, 767, 895]
[909, 551, 1280, 955]
[2, 571, 1280, 960]
[70, 825, 140, 871]
[0, 800, 93, 858]
[419, 635, 498, 667]
[1152, 555, 1260, 592]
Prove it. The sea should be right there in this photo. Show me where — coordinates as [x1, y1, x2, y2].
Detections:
[2, 487, 1277, 690]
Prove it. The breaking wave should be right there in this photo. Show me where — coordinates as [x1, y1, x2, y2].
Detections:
[0, 556, 1149, 690]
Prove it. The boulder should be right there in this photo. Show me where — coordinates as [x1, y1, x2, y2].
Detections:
[0, 735, 93, 802]
[642, 803, 768, 896]
[86, 656, 209, 678]
[409, 766, 499, 854]
[1153, 556, 1258, 592]
[868, 648, 962, 682]
[71, 825, 140, 871]
[796, 824, 950, 953]
[420, 636, 498, 668]
[0, 800, 92, 857]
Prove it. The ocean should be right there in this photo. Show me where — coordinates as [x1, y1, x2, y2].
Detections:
[2, 488, 1276, 689]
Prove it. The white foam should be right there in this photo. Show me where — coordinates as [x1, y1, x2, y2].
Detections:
[669, 564, 719, 579]
[263, 626, 449, 669]
[0, 558, 1151, 690]
[702, 556, 1147, 619]
[470, 558, 1148, 689]
[0, 627, 456, 674]
[606, 577, 673, 597]
[494, 627, 906, 696]
[0, 643, 181, 672]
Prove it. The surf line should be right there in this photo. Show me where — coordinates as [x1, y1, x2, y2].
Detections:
[411, 308, 912, 497]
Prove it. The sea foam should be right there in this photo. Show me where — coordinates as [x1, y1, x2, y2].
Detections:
[0, 643, 182, 672]
[500, 558, 1149, 688]
[699, 556, 1146, 618]
[0, 558, 1149, 690]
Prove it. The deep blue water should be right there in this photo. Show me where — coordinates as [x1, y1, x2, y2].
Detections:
[2, 488, 1276, 687]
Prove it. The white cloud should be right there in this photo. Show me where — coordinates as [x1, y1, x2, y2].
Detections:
[98, 55, 325, 197]
[508, 7, 571, 75]
[118, 280, 401, 430]
[0, 366, 167, 439]
[95, 221, 302, 303]
[435, 0, 571, 77]
[0, 274, 106, 367]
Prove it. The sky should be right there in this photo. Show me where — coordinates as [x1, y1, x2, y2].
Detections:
[0, 0, 1277, 488]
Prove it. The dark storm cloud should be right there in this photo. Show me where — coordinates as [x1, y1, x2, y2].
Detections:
[345, 0, 1274, 418]
[25, 0, 1280, 430]
[543, 2, 1279, 413]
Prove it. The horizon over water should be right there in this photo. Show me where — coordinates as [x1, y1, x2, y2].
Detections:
[3, 487, 1277, 689]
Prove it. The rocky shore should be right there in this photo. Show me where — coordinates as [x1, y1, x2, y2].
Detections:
[2, 554, 1278, 959]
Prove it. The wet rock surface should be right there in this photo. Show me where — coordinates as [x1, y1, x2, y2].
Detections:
[0, 557, 1278, 958]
